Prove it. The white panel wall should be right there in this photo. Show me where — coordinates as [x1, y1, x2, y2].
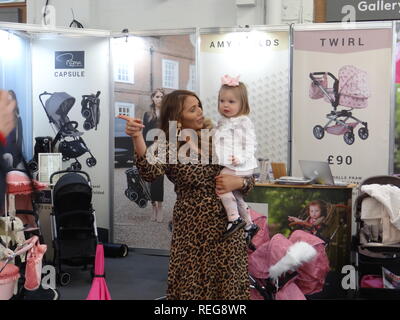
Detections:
[27, 0, 314, 31]
[27, 0, 238, 30]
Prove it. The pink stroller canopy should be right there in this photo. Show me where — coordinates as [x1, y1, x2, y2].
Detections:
[337, 65, 370, 109]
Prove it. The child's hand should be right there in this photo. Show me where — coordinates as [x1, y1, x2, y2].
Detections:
[230, 156, 240, 166]
[288, 216, 301, 223]
[117, 114, 145, 138]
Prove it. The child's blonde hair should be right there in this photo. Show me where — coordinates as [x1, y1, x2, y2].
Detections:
[218, 82, 250, 116]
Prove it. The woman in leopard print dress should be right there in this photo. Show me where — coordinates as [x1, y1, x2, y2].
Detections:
[119, 90, 254, 300]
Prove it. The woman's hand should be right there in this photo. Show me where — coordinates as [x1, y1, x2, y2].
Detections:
[215, 174, 244, 195]
[117, 114, 145, 138]
[0, 90, 16, 137]
[117, 114, 147, 157]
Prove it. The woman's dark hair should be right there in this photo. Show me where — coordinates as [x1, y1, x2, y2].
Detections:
[148, 88, 165, 121]
[159, 90, 203, 141]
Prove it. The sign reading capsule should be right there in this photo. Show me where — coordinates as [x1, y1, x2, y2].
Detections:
[54, 51, 85, 78]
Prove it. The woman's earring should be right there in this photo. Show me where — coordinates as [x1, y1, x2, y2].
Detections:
[176, 122, 182, 138]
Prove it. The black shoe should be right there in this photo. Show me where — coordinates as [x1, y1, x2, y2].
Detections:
[223, 218, 246, 239]
[245, 224, 260, 250]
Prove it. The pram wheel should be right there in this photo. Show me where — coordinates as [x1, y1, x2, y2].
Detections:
[86, 157, 97, 167]
[358, 127, 369, 140]
[313, 125, 325, 140]
[70, 161, 82, 171]
[83, 121, 92, 131]
[138, 199, 147, 208]
[125, 189, 138, 201]
[58, 272, 71, 286]
[82, 109, 92, 120]
[28, 160, 38, 172]
[343, 131, 355, 145]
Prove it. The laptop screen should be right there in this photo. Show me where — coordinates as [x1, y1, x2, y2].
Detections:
[298, 160, 335, 185]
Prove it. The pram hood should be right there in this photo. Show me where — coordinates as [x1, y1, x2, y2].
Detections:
[53, 172, 92, 212]
[338, 65, 370, 100]
[44, 92, 76, 129]
[288, 230, 330, 295]
[248, 233, 316, 280]
[6, 170, 48, 195]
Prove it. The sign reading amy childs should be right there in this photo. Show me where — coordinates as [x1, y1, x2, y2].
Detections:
[54, 51, 85, 78]
[292, 27, 392, 184]
[327, 0, 400, 22]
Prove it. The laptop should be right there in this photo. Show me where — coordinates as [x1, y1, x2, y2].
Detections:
[299, 160, 347, 186]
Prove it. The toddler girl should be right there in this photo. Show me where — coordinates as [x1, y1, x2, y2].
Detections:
[214, 75, 259, 245]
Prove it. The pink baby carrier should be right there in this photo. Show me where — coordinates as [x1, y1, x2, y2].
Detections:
[249, 230, 329, 300]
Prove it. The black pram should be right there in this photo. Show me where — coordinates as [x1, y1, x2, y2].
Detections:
[39, 91, 97, 171]
[124, 166, 151, 208]
[81, 91, 101, 131]
[50, 170, 98, 286]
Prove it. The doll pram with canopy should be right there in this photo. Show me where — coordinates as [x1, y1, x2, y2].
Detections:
[49, 170, 98, 286]
[248, 230, 329, 300]
[0, 170, 58, 300]
[39, 91, 97, 171]
[353, 175, 400, 299]
[309, 65, 370, 145]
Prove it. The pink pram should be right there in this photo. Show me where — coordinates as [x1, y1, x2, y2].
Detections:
[248, 230, 330, 300]
[309, 65, 370, 145]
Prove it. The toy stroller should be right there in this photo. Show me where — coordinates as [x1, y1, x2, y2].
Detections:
[0, 170, 58, 300]
[249, 230, 330, 300]
[124, 166, 151, 208]
[49, 170, 98, 286]
[309, 65, 370, 145]
[81, 91, 101, 131]
[39, 91, 97, 171]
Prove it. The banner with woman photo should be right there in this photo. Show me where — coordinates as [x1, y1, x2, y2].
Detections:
[292, 23, 393, 184]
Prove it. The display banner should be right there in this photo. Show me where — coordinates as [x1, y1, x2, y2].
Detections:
[199, 28, 290, 165]
[326, 0, 400, 22]
[31, 37, 111, 229]
[292, 26, 393, 184]
[0, 30, 33, 160]
[112, 33, 196, 251]
[395, 22, 400, 174]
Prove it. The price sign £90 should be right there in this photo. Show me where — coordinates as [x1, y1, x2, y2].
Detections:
[328, 155, 352, 166]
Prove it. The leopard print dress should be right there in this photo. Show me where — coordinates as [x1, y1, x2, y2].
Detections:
[136, 150, 254, 300]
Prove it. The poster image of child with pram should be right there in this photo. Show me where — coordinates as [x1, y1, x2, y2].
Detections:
[246, 187, 352, 271]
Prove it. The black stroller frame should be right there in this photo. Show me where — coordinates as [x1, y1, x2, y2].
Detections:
[124, 166, 151, 208]
[309, 72, 369, 146]
[81, 91, 101, 131]
[39, 91, 97, 171]
[49, 170, 98, 286]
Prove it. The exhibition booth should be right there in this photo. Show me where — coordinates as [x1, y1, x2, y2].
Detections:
[1, 20, 399, 300]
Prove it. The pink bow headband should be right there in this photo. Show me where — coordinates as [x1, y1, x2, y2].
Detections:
[221, 75, 240, 87]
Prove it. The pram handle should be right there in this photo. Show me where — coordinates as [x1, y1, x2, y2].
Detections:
[309, 72, 338, 83]
[50, 170, 91, 185]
